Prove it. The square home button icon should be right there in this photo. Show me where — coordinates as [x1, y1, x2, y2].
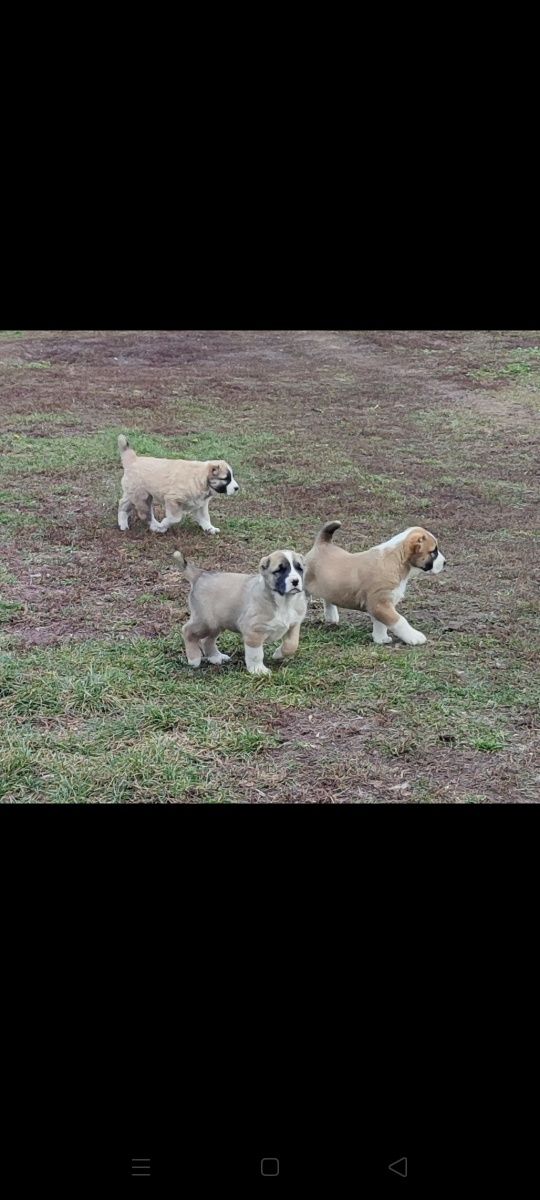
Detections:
[261, 1157, 280, 1177]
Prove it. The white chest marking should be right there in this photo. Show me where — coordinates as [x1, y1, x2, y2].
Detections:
[391, 577, 408, 606]
[264, 594, 306, 640]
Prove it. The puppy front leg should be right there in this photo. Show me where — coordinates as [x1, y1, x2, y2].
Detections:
[244, 636, 271, 677]
[370, 602, 426, 646]
[323, 601, 340, 625]
[149, 506, 168, 533]
[193, 499, 219, 535]
[371, 618, 392, 645]
[273, 622, 301, 662]
[390, 615, 426, 646]
[200, 636, 231, 665]
[151, 500, 186, 533]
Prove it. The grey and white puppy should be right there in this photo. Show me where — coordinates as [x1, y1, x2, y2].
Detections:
[174, 548, 307, 675]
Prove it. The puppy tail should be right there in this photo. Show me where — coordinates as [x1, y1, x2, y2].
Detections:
[118, 434, 137, 464]
[316, 520, 342, 544]
[173, 550, 202, 583]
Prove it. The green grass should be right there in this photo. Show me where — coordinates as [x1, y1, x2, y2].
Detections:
[1, 621, 536, 801]
[0, 634, 286, 802]
[10, 411, 83, 428]
[0, 600, 24, 624]
[1, 330, 538, 802]
[469, 346, 540, 385]
[0, 428, 283, 479]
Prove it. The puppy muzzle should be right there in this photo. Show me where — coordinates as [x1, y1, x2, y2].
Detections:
[421, 555, 445, 573]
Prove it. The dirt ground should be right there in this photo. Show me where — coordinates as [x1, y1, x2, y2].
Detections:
[1, 330, 539, 802]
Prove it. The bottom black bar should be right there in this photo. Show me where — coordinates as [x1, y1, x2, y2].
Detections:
[1, 1124, 538, 1195]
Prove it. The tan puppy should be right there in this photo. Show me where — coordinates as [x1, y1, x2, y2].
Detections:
[174, 548, 307, 675]
[304, 521, 446, 645]
[117, 435, 239, 534]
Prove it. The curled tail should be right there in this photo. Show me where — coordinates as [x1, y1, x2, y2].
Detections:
[316, 520, 342, 544]
[173, 550, 203, 584]
[118, 434, 137, 465]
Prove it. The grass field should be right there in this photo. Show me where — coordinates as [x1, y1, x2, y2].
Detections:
[1, 330, 539, 802]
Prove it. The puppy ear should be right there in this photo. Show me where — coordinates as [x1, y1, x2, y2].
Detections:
[406, 532, 425, 556]
[259, 556, 270, 572]
[208, 462, 221, 476]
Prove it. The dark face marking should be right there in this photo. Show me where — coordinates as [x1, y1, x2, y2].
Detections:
[209, 469, 232, 494]
[271, 559, 291, 595]
[420, 546, 438, 572]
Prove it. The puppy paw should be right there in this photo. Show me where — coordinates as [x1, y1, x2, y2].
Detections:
[187, 656, 202, 668]
[272, 647, 296, 662]
[404, 629, 427, 646]
[323, 603, 340, 625]
[248, 664, 271, 677]
[150, 520, 167, 533]
[373, 634, 393, 645]
[206, 652, 231, 665]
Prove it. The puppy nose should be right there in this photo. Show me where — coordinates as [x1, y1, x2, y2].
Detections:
[233, 483, 239, 492]
[291, 577, 299, 587]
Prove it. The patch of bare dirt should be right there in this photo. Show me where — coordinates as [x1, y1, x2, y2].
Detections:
[216, 709, 540, 805]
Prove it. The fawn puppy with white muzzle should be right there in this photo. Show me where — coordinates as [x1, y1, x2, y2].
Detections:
[304, 521, 446, 645]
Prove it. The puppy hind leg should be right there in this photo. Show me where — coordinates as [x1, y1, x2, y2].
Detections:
[118, 496, 133, 531]
[182, 621, 204, 668]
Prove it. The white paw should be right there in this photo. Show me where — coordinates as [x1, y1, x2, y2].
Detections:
[206, 652, 231, 665]
[118, 519, 129, 531]
[248, 664, 271, 676]
[150, 520, 167, 533]
[187, 656, 202, 668]
[272, 648, 284, 661]
[373, 634, 393, 645]
[404, 629, 427, 646]
[204, 525, 220, 535]
[324, 603, 340, 625]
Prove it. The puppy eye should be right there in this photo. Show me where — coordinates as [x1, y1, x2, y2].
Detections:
[294, 562, 303, 572]
[431, 548, 438, 557]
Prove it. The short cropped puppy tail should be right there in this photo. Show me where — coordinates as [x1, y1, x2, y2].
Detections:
[173, 550, 203, 583]
[118, 434, 137, 464]
[316, 520, 342, 544]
